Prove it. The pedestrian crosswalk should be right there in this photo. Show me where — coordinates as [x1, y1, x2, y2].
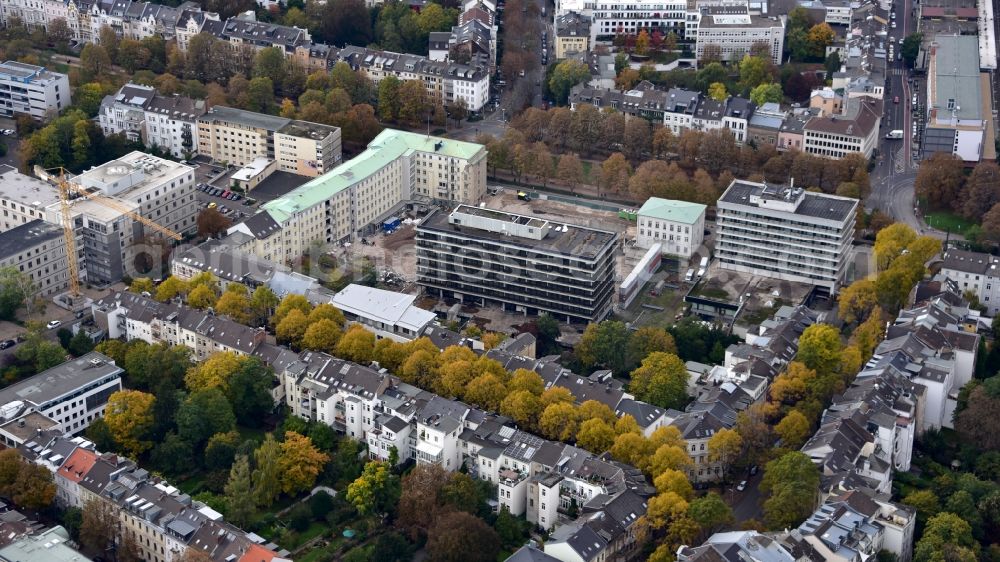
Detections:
[888, 68, 907, 76]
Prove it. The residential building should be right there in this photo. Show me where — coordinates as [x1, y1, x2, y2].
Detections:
[416, 204, 619, 323]
[335, 46, 491, 112]
[796, 491, 916, 562]
[678, 531, 798, 561]
[97, 83, 156, 145]
[694, 7, 785, 65]
[0, 61, 70, 120]
[20, 432, 286, 562]
[197, 106, 342, 172]
[635, 197, 706, 258]
[92, 291, 268, 360]
[198, 13, 311, 55]
[239, 129, 486, 260]
[715, 180, 858, 292]
[0, 219, 69, 298]
[0, 526, 92, 562]
[0, 352, 123, 440]
[939, 249, 1000, 314]
[810, 87, 844, 116]
[141, 93, 206, 158]
[555, 12, 590, 58]
[922, 35, 996, 162]
[586, 0, 689, 43]
[778, 108, 817, 151]
[328, 284, 437, 342]
[274, 120, 343, 177]
[74, 151, 199, 238]
[803, 98, 881, 159]
[747, 102, 786, 147]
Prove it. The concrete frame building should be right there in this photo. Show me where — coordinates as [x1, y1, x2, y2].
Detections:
[694, 7, 785, 65]
[237, 129, 486, 260]
[0, 220, 70, 298]
[635, 198, 706, 258]
[803, 98, 881, 159]
[416, 204, 619, 323]
[0, 61, 70, 120]
[715, 180, 858, 292]
[922, 35, 995, 163]
[75, 151, 200, 238]
[196, 106, 342, 174]
[0, 352, 123, 439]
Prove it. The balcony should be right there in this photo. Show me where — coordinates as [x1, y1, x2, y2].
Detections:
[415, 440, 444, 465]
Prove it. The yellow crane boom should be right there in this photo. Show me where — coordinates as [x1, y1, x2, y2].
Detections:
[49, 168, 181, 297]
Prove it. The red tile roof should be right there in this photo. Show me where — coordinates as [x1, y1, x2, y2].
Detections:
[56, 447, 98, 483]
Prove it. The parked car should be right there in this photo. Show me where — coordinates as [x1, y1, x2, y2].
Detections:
[46, 320, 62, 329]
[221, 190, 231, 198]
[231, 194, 241, 201]
[0, 340, 15, 350]
[749, 465, 758, 476]
[736, 480, 747, 491]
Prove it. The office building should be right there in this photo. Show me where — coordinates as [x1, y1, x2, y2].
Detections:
[196, 106, 341, 173]
[694, 7, 785, 65]
[803, 98, 881, 159]
[0, 352, 123, 438]
[240, 129, 486, 260]
[715, 180, 858, 292]
[416, 204, 618, 322]
[636, 198, 706, 258]
[0, 61, 70, 120]
[0, 165, 61, 232]
[75, 151, 199, 238]
[922, 35, 995, 163]
[0, 220, 69, 298]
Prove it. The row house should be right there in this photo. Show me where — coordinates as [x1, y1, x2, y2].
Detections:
[568, 82, 754, 144]
[790, 490, 916, 562]
[98, 83, 205, 159]
[19, 433, 287, 562]
[335, 46, 490, 112]
[92, 291, 267, 360]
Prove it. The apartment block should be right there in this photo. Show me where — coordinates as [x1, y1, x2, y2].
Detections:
[0, 352, 123, 442]
[636, 198, 706, 258]
[939, 249, 1000, 315]
[715, 180, 858, 292]
[694, 7, 785, 65]
[0, 220, 69, 298]
[99, 83, 206, 159]
[0, 61, 70, 120]
[416, 204, 619, 323]
[555, 12, 590, 59]
[335, 46, 491, 112]
[0, 165, 60, 232]
[197, 106, 341, 173]
[19, 433, 285, 562]
[239, 129, 486, 260]
[92, 291, 267, 360]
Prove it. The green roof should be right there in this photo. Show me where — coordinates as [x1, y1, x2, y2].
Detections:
[637, 197, 706, 224]
[261, 128, 486, 223]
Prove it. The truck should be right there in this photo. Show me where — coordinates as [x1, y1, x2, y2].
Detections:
[885, 130, 904, 139]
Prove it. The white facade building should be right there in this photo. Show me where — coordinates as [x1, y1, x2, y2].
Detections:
[0, 352, 123, 437]
[715, 180, 858, 292]
[694, 9, 785, 65]
[939, 249, 1000, 315]
[0, 60, 70, 120]
[636, 198, 706, 258]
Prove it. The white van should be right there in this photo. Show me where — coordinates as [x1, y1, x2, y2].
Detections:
[699, 256, 709, 269]
[685, 269, 695, 282]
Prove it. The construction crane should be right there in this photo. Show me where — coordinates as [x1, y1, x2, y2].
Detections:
[45, 168, 182, 298]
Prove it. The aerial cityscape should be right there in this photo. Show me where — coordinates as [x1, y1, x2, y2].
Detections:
[0, 0, 994, 559]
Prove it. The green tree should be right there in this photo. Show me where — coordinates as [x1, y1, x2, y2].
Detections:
[576, 419, 616, 453]
[80, 43, 112, 78]
[347, 461, 399, 516]
[760, 451, 820, 529]
[738, 55, 772, 90]
[252, 47, 287, 90]
[914, 512, 978, 562]
[796, 324, 842, 376]
[226, 358, 275, 427]
[901, 33, 922, 68]
[247, 77, 276, 114]
[150, 432, 194, 475]
[252, 434, 282, 507]
[549, 59, 590, 105]
[775, 410, 811, 449]
[688, 493, 733, 535]
[250, 285, 279, 325]
[708, 82, 728, 101]
[204, 430, 241, 470]
[0, 266, 34, 320]
[176, 389, 236, 450]
[749, 83, 783, 105]
[577, 320, 630, 373]
[224, 455, 255, 528]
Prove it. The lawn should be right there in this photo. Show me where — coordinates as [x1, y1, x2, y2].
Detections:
[924, 211, 975, 234]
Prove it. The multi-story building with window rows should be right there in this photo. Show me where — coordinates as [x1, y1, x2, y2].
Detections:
[415, 205, 618, 323]
[715, 180, 857, 292]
